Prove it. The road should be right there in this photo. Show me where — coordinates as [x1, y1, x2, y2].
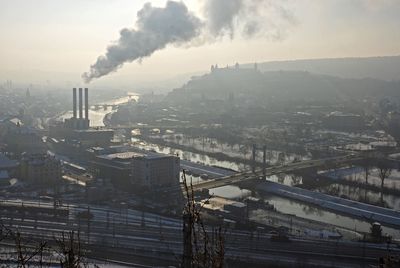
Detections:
[258, 181, 400, 227]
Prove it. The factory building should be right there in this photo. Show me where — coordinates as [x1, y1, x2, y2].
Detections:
[90, 150, 180, 191]
[64, 88, 90, 130]
[131, 153, 180, 187]
[49, 88, 114, 148]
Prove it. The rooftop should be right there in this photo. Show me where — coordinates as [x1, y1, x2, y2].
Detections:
[98, 152, 143, 161]
[74, 128, 114, 133]
[97, 151, 175, 162]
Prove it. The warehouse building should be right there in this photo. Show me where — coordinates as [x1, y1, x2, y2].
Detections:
[90, 150, 180, 191]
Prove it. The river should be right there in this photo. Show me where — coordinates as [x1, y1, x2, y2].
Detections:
[58, 94, 139, 127]
[72, 93, 400, 238]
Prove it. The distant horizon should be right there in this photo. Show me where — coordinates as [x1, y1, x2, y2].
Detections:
[1, 0, 400, 88]
[1, 54, 400, 92]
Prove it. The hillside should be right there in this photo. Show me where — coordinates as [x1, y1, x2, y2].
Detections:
[242, 56, 400, 81]
[167, 67, 400, 104]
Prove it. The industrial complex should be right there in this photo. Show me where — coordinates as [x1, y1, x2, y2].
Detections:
[49, 88, 114, 147]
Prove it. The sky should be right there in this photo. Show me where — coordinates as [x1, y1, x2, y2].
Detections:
[0, 0, 399, 89]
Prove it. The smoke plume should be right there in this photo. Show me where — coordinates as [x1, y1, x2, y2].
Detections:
[83, 1, 202, 83]
[83, 0, 295, 83]
[203, 0, 296, 39]
[203, 0, 243, 38]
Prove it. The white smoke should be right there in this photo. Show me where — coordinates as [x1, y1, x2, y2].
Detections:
[203, 0, 242, 38]
[82, 1, 202, 83]
[83, 0, 295, 83]
[203, 0, 296, 39]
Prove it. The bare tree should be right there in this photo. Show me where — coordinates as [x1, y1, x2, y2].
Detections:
[239, 145, 249, 160]
[182, 171, 225, 268]
[1, 223, 47, 267]
[377, 160, 392, 203]
[14, 232, 47, 268]
[378, 165, 392, 189]
[55, 231, 85, 268]
[364, 166, 370, 185]
[363, 163, 371, 202]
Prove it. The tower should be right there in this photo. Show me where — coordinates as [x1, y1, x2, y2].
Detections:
[73, 88, 77, 118]
[85, 88, 89, 120]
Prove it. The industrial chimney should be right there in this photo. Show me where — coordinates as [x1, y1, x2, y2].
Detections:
[72, 88, 77, 118]
[78, 88, 83, 119]
[84, 88, 89, 120]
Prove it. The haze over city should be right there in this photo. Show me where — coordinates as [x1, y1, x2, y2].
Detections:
[1, 1, 400, 267]
[1, 0, 399, 88]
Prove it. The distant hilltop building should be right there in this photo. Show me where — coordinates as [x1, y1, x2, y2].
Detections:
[210, 62, 258, 73]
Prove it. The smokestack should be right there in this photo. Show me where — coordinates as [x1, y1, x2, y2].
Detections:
[78, 88, 83, 119]
[72, 88, 77, 118]
[84, 88, 89, 120]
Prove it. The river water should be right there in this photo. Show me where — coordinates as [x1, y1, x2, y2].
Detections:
[133, 138, 400, 237]
[66, 93, 400, 238]
[58, 94, 138, 127]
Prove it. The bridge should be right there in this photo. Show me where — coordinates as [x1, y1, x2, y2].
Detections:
[176, 154, 365, 192]
[109, 123, 198, 131]
[92, 104, 119, 110]
[176, 152, 400, 228]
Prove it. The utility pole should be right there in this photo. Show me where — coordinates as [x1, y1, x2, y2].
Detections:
[246, 198, 250, 223]
[262, 145, 267, 180]
[252, 144, 267, 179]
[87, 206, 91, 244]
[106, 211, 110, 229]
[141, 210, 145, 228]
[252, 144, 256, 173]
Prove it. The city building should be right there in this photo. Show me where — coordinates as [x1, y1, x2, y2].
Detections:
[131, 153, 180, 187]
[2, 120, 46, 154]
[19, 153, 61, 185]
[0, 153, 18, 186]
[90, 150, 180, 191]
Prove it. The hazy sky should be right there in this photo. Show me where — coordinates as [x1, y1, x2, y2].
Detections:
[0, 0, 399, 88]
